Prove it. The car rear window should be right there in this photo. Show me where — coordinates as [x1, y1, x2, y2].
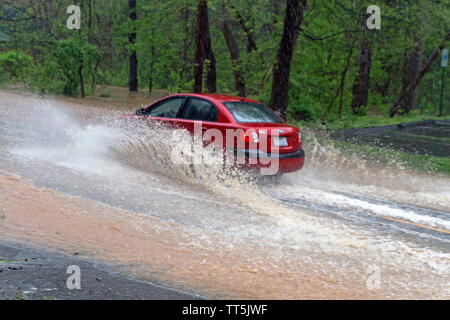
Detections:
[223, 102, 282, 123]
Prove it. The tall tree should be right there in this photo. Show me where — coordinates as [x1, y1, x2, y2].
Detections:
[193, 0, 216, 93]
[350, 33, 372, 115]
[400, 34, 423, 114]
[375, 57, 393, 98]
[76, 0, 85, 98]
[221, 7, 245, 97]
[128, 0, 138, 92]
[338, 41, 356, 117]
[230, 4, 257, 52]
[179, 3, 193, 85]
[270, 0, 307, 120]
[390, 32, 450, 117]
[87, 0, 93, 43]
[323, 40, 355, 120]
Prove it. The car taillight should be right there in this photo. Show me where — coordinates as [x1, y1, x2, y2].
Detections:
[241, 130, 259, 143]
[250, 131, 259, 143]
[298, 131, 302, 143]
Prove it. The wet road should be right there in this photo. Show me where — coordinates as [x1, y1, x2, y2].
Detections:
[0, 240, 199, 300]
[0, 90, 449, 299]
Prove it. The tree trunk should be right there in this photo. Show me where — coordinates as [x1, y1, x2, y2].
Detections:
[179, 5, 191, 83]
[270, 0, 307, 120]
[193, 16, 204, 93]
[128, 0, 138, 92]
[193, 0, 206, 93]
[221, 18, 245, 97]
[91, 60, 99, 92]
[400, 36, 423, 114]
[205, 42, 217, 93]
[88, 0, 92, 43]
[76, 5, 85, 99]
[350, 34, 372, 115]
[389, 33, 450, 117]
[230, 4, 257, 52]
[193, 0, 216, 93]
[376, 60, 392, 98]
[339, 41, 356, 117]
[78, 64, 85, 98]
[323, 41, 356, 120]
[149, 45, 154, 93]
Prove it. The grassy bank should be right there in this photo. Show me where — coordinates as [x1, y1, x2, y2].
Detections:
[290, 112, 450, 131]
[289, 112, 450, 175]
[315, 136, 450, 175]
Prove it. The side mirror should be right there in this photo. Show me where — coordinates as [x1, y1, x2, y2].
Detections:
[136, 108, 145, 116]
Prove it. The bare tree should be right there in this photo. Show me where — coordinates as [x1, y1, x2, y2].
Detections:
[350, 33, 372, 115]
[323, 40, 356, 119]
[179, 4, 193, 84]
[390, 32, 450, 117]
[400, 34, 423, 114]
[229, 4, 257, 52]
[193, 0, 216, 93]
[221, 7, 245, 96]
[129, 0, 138, 92]
[270, 0, 307, 120]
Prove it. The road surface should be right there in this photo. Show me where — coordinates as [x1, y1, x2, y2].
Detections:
[0, 90, 448, 299]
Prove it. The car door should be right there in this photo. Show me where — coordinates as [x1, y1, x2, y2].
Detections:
[143, 97, 187, 128]
[176, 98, 225, 149]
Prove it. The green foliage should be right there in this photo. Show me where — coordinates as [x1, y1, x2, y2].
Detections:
[49, 39, 101, 96]
[33, 58, 67, 94]
[288, 94, 321, 121]
[0, 0, 448, 118]
[0, 50, 33, 82]
[53, 39, 83, 95]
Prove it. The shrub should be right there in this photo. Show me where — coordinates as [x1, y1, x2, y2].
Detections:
[0, 50, 33, 82]
[52, 39, 101, 96]
[288, 95, 321, 121]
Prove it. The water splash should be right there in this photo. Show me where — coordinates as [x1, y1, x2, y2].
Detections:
[2, 93, 449, 299]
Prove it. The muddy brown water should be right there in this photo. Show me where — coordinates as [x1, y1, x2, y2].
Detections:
[0, 90, 449, 299]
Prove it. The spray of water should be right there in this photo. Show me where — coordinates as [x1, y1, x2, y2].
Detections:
[3, 94, 449, 299]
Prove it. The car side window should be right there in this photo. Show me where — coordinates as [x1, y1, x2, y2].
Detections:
[147, 98, 186, 118]
[182, 98, 218, 122]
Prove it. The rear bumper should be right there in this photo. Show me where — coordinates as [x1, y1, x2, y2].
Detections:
[244, 149, 305, 160]
[237, 148, 305, 174]
[278, 156, 305, 173]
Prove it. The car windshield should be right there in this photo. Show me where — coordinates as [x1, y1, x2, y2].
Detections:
[223, 102, 282, 123]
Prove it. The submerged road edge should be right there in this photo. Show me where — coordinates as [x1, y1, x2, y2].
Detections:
[0, 240, 201, 300]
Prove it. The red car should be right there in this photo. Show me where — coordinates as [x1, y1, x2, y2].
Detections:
[128, 93, 304, 175]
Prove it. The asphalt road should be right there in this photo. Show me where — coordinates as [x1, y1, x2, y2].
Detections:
[0, 90, 449, 299]
[0, 241, 200, 300]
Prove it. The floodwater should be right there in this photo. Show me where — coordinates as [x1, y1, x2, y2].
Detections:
[0, 90, 449, 299]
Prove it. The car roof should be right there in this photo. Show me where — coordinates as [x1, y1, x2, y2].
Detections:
[178, 93, 260, 104]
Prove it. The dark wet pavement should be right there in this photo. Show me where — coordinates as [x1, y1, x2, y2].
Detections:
[332, 120, 450, 157]
[0, 241, 199, 300]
